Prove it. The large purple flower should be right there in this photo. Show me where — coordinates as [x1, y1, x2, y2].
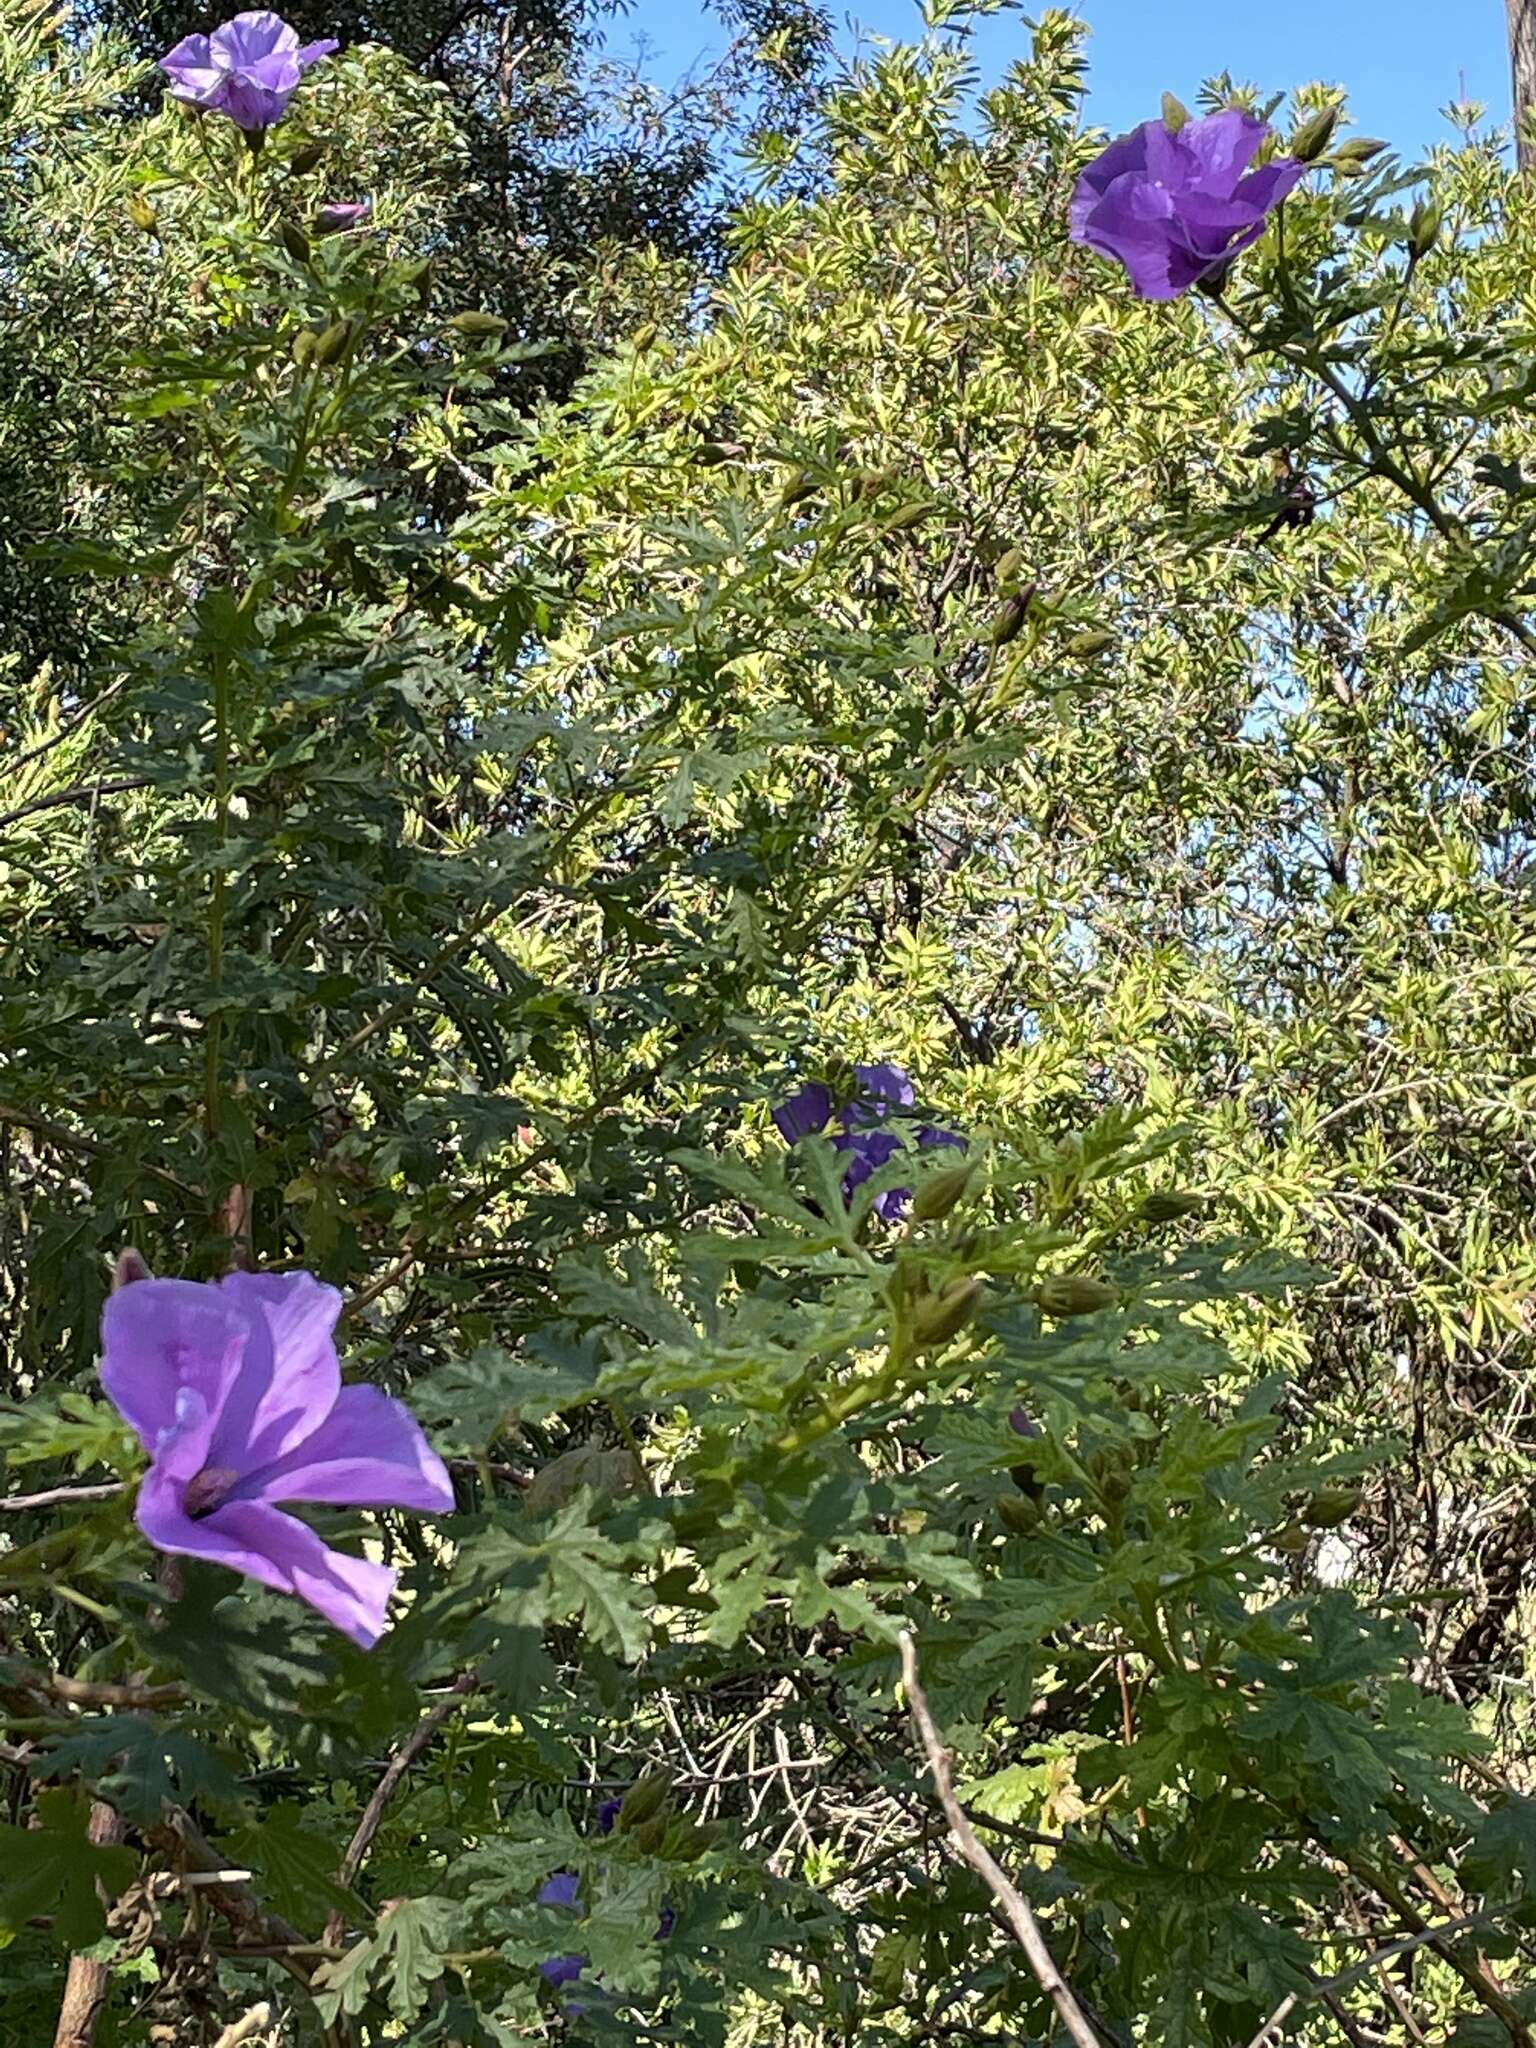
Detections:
[1070, 108, 1305, 301]
[774, 1062, 963, 1221]
[160, 12, 338, 133]
[101, 1271, 453, 1648]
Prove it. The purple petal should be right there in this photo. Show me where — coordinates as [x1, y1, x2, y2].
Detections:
[1236, 155, 1307, 214]
[295, 35, 339, 66]
[214, 1271, 343, 1468]
[538, 1952, 588, 1986]
[773, 1082, 834, 1144]
[218, 74, 297, 128]
[1009, 1405, 1041, 1438]
[1177, 106, 1267, 184]
[234, 1383, 454, 1513]
[539, 1872, 583, 1909]
[210, 10, 298, 65]
[850, 1062, 914, 1116]
[136, 1467, 396, 1647]
[315, 200, 371, 234]
[597, 1796, 623, 1833]
[101, 1280, 253, 1468]
[918, 1125, 965, 1152]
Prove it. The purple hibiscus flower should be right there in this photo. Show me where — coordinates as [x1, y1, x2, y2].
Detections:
[774, 1062, 963, 1221]
[537, 1871, 588, 1987]
[101, 1270, 453, 1648]
[1070, 107, 1305, 301]
[160, 11, 338, 133]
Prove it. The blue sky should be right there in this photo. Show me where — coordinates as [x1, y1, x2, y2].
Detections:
[612, 0, 1512, 159]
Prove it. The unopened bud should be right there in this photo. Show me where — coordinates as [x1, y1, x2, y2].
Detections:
[312, 318, 354, 365]
[988, 594, 1028, 647]
[1065, 627, 1115, 657]
[698, 438, 747, 466]
[998, 1493, 1040, 1534]
[112, 1247, 152, 1291]
[1161, 92, 1191, 135]
[632, 320, 658, 352]
[1139, 1190, 1204, 1223]
[628, 1812, 669, 1855]
[291, 327, 318, 367]
[279, 221, 311, 264]
[910, 1161, 974, 1222]
[1331, 136, 1387, 165]
[779, 470, 818, 508]
[667, 1817, 719, 1862]
[1408, 199, 1441, 260]
[128, 193, 158, 233]
[884, 499, 935, 530]
[617, 1768, 674, 1833]
[995, 546, 1025, 585]
[1300, 1486, 1362, 1530]
[911, 1274, 985, 1349]
[1034, 1274, 1120, 1319]
[288, 141, 326, 176]
[446, 310, 509, 339]
[1275, 1520, 1310, 1556]
[1289, 105, 1340, 162]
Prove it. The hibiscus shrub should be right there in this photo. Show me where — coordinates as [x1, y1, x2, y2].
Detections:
[5, 7, 1536, 2048]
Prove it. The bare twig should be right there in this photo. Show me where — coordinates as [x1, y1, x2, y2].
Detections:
[322, 1671, 480, 1945]
[0, 1482, 123, 1513]
[898, 1630, 1102, 2048]
[43, 1673, 185, 1711]
[0, 775, 151, 834]
[51, 1798, 126, 2048]
[212, 2003, 273, 2048]
[1245, 1909, 1497, 2048]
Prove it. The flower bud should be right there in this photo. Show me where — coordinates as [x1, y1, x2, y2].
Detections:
[911, 1274, 985, 1349]
[995, 545, 1025, 586]
[628, 1812, 669, 1855]
[112, 1247, 152, 1291]
[884, 499, 936, 530]
[447, 310, 509, 339]
[666, 1818, 719, 1862]
[1331, 136, 1387, 165]
[315, 200, 371, 235]
[1033, 1274, 1119, 1319]
[291, 327, 318, 367]
[617, 1768, 674, 1833]
[632, 320, 658, 352]
[1408, 200, 1441, 260]
[1300, 1486, 1361, 1529]
[1138, 1190, 1204, 1223]
[1275, 1520, 1310, 1556]
[998, 1493, 1040, 1534]
[279, 220, 311, 264]
[910, 1160, 974, 1221]
[1161, 92, 1191, 135]
[128, 192, 158, 233]
[1289, 105, 1340, 162]
[988, 594, 1028, 646]
[1065, 627, 1114, 657]
[779, 470, 818, 508]
[288, 141, 326, 176]
[699, 438, 748, 465]
[312, 318, 354, 365]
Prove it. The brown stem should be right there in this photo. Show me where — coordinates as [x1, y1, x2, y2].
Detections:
[51, 1799, 126, 2048]
[898, 1631, 1102, 2048]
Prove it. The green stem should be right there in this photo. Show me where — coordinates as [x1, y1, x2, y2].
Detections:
[204, 651, 231, 1193]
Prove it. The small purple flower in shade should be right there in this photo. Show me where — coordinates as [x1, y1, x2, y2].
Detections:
[315, 199, 371, 234]
[537, 1872, 589, 1989]
[159, 11, 338, 133]
[1070, 107, 1305, 301]
[100, 1271, 453, 1648]
[1010, 1406, 1041, 1439]
[774, 1063, 963, 1220]
[597, 1796, 623, 1834]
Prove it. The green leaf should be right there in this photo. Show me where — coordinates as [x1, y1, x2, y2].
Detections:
[0, 1788, 138, 1945]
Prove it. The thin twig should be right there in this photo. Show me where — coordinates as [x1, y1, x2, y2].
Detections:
[898, 1630, 1102, 2048]
[0, 1482, 123, 1513]
[212, 2005, 273, 2048]
[1245, 1909, 1497, 2048]
[43, 1673, 186, 1711]
[322, 1671, 480, 1944]
[0, 775, 151, 833]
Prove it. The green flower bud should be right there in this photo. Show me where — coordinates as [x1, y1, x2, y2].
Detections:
[988, 594, 1028, 646]
[617, 1768, 675, 1833]
[291, 327, 318, 367]
[1331, 136, 1387, 165]
[1161, 92, 1191, 135]
[1275, 1520, 1310, 1556]
[884, 499, 936, 530]
[1289, 105, 1340, 162]
[1034, 1273, 1120, 1319]
[1408, 200, 1441, 260]
[628, 1812, 669, 1855]
[998, 1492, 1040, 1534]
[779, 469, 818, 508]
[632, 320, 658, 352]
[128, 192, 158, 233]
[1065, 627, 1115, 657]
[279, 221, 311, 264]
[910, 1160, 974, 1221]
[1139, 1190, 1205, 1223]
[667, 1818, 719, 1862]
[312, 318, 354, 366]
[447, 310, 509, 339]
[995, 545, 1025, 586]
[911, 1274, 985, 1349]
[288, 141, 326, 176]
[1300, 1486, 1362, 1530]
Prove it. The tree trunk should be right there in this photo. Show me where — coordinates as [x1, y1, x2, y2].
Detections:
[1511, 0, 1536, 170]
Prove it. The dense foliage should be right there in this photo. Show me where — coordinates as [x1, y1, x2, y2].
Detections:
[4, 5, 1536, 2046]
